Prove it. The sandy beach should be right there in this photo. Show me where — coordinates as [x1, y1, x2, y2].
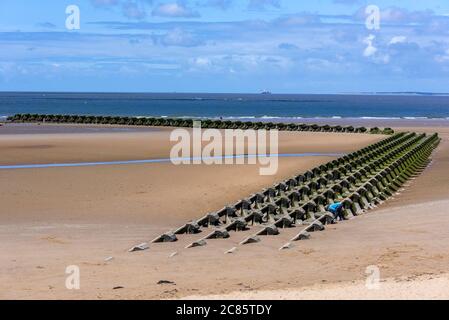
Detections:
[4, 0, 449, 305]
[1, 122, 448, 300]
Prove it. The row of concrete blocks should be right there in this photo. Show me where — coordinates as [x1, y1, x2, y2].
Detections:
[149, 132, 424, 242]
[197, 132, 439, 248]
[147, 132, 439, 249]
[8, 113, 394, 135]
[150, 133, 407, 242]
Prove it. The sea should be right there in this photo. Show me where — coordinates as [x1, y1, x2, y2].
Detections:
[1, 92, 449, 121]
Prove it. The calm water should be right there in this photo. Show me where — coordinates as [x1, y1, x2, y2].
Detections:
[0, 153, 343, 170]
[1, 92, 449, 120]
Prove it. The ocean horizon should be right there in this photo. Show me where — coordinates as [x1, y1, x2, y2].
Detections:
[1, 92, 449, 121]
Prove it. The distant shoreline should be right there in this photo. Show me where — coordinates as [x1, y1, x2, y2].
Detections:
[1, 91, 449, 96]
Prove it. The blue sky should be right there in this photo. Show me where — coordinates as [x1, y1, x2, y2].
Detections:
[1, 0, 449, 93]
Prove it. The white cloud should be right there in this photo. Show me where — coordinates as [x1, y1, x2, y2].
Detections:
[187, 54, 292, 74]
[193, 57, 212, 67]
[363, 45, 377, 57]
[389, 36, 407, 45]
[152, 3, 199, 18]
[435, 49, 449, 63]
[152, 28, 203, 47]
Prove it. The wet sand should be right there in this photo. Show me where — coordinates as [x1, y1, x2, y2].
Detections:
[0, 123, 161, 135]
[1, 123, 448, 300]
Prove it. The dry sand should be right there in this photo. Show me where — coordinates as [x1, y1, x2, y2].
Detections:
[182, 272, 449, 300]
[0, 123, 448, 300]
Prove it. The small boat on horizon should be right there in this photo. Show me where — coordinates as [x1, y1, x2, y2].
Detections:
[260, 90, 272, 95]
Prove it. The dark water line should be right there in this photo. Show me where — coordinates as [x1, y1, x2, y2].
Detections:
[0, 153, 343, 170]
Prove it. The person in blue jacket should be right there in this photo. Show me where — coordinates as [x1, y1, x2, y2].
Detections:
[326, 202, 345, 221]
